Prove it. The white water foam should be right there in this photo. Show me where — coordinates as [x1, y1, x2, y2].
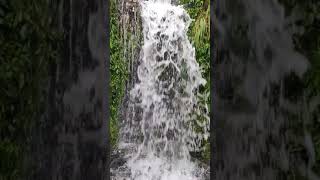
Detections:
[112, 1, 209, 179]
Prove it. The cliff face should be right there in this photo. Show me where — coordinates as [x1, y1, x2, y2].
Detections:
[110, 0, 143, 174]
[31, 0, 109, 179]
[117, 0, 143, 142]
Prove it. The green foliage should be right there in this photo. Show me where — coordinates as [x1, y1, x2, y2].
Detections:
[0, 0, 60, 178]
[180, 0, 210, 104]
[191, 6, 210, 48]
[180, 0, 210, 162]
[110, 0, 129, 147]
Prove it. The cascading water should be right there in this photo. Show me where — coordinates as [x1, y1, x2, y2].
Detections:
[111, 0, 209, 179]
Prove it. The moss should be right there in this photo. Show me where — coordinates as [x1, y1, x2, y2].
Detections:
[110, 0, 129, 147]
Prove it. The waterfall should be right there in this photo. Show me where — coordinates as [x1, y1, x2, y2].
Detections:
[111, 0, 209, 179]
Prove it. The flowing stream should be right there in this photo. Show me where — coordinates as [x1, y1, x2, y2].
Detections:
[111, 0, 209, 179]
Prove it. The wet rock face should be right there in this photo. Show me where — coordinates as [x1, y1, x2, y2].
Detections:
[117, 0, 143, 145]
[31, 0, 108, 179]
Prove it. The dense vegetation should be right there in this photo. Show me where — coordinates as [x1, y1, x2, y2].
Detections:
[0, 0, 60, 179]
[180, 0, 210, 162]
[110, 0, 129, 146]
